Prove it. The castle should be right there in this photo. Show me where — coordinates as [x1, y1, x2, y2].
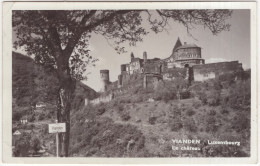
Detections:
[87, 38, 243, 105]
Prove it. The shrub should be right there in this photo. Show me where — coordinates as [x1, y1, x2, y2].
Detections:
[31, 137, 41, 154]
[131, 95, 143, 103]
[183, 118, 197, 133]
[208, 109, 216, 116]
[12, 111, 22, 121]
[28, 114, 35, 122]
[231, 113, 250, 132]
[205, 116, 218, 133]
[120, 112, 131, 121]
[38, 113, 45, 121]
[117, 105, 124, 112]
[13, 133, 32, 157]
[148, 116, 157, 125]
[206, 89, 221, 106]
[97, 107, 106, 115]
[192, 100, 202, 109]
[220, 107, 229, 114]
[186, 109, 196, 116]
[153, 81, 177, 102]
[168, 119, 183, 131]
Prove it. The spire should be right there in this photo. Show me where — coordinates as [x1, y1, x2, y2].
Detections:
[172, 37, 182, 52]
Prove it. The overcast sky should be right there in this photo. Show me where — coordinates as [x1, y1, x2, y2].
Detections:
[13, 10, 250, 92]
[84, 10, 250, 91]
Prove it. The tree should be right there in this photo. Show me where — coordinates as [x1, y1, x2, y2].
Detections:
[12, 9, 232, 156]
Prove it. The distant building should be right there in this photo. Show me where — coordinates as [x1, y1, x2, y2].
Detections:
[35, 102, 46, 109]
[20, 117, 28, 124]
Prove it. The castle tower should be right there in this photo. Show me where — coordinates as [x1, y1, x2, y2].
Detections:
[100, 70, 110, 92]
[173, 37, 182, 52]
[143, 51, 147, 64]
[131, 52, 134, 62]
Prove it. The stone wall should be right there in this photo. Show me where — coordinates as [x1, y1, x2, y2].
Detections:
[193, 61, 243, 82]
[87, 93, 114, 105]
[163, 67, 188, 80]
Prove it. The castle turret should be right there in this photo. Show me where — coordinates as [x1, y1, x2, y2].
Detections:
[131, 52, 134, 62]
[118, 74, 123, 88]
[100, 70, 110, 92]
[143, 51, 147, 64]
[121, 64, 127, 72]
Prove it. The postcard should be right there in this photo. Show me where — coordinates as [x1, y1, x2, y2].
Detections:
[2, 1, 257, 164]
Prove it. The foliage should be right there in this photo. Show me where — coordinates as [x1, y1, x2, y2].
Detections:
[231, 112, 250, 132]
[31, 137, 41, 154]
[120, 112, 131, 121]
[226, 79, 251, 110]
[186, 109, 196, 116]
[168, 119, 183, 132]
[13, 133, 32, 157]
[183, 118, 197, 133]
[148, 116, 157, 125]
[70, 117, 146, 157]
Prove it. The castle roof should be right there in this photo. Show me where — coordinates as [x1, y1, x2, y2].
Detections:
[172, 37, 182, 52]
[131, 57, 144, 63]
[176, 43, 200, 50]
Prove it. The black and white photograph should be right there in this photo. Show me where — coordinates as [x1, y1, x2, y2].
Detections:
[2, 1, 257, 164]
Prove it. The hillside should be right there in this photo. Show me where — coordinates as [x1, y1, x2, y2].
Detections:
[70, 77, 251, 157]
[12, 51, 251, 157]
[12, 51, 98, 107]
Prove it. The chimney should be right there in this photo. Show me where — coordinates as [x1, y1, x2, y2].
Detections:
[143, 51, 147, 63]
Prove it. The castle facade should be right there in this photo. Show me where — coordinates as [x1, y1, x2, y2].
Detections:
[88, 38, 243, 105]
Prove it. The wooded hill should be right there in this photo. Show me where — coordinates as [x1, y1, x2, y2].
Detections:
[12, 51, 98, 120]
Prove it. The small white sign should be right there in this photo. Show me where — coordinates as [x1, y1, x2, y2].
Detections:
[48, 123, 66, 133]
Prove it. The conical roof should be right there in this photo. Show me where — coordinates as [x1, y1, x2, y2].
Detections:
[172, 37, 182, 52]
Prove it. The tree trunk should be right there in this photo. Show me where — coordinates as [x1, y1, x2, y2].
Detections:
[56, 55, 76, 157]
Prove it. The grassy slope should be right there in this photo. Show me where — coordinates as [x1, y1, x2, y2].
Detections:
[71, 78, 250, 157]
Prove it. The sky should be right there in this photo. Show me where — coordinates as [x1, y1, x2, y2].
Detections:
[84, 10, 250, 91]
[13, 10, 250, 92]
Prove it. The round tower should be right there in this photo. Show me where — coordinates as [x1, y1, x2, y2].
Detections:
[100, 70, 110, 92]
[143, 51, 147, 63]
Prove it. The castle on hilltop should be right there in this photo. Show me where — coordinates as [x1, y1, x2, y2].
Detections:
[87, 37, 243, 105]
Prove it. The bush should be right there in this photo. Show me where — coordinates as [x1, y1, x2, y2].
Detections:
[38, 113, 45, 121]
[117, 105, 124, 112]
[205, 116, 218, 133]
[192, 100, 202, 109]
[208, 109, 216, 116]
[183, 118, 197, 133]
[28, 113, 35, 122]
[148, 117, 157, 125]
[31, 137, 41, 154]
[97, 107, 106, 115]
[186, 109, 196, 116]
[169, 119, 183, 131]
[131, 95, 143, 103]
[153, 81, 177, 102]
[220, 107, 229, 114]
[13, 133, 32, 157]
[120, 112, 131, 121]
[12, 111, 22, 121]
[207, 90, 221, 106]
[231, 113, 250, 132]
